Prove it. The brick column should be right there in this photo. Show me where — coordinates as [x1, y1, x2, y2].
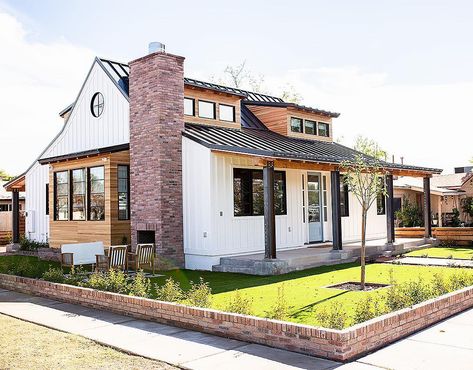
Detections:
[129, 51, 185, 266]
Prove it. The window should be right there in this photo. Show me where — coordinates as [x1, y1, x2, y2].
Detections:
[184, 98, 195, 116]
[71, 169, 86, 220]
[233, 168, 287, 216]
[90, 92, 104, 118]
[377, 178, 386, 215]
[88, 166, 105, 221]
[198, 100, 216, 119]
[318, 122, 330, 137]
[302, 174, 306, 223]
[219, 104, 235, 122]
[54, 171, 69, 220]
[305, 120, 317, 135]
[290, 117, 303, 133]
[45, 184, 49, 215]
[118, 165, 129, 220]
[0, 205, 10, 212]
[322, 175, 328, 222]
[340, 182, 349, 217]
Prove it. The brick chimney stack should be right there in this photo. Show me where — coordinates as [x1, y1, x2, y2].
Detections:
[129, 47, 185, 266]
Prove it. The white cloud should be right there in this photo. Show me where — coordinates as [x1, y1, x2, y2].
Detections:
[0, 10, 94, 175]
[266, 67, 473, 173]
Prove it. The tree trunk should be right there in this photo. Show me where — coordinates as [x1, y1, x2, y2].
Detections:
[360, 204, 367, 290]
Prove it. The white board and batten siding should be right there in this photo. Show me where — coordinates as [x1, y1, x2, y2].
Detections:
[183, 139, 388, 270]
[25, 60, 130, 242]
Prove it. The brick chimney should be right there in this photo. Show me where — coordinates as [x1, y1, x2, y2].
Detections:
[129, 46, 185, 266]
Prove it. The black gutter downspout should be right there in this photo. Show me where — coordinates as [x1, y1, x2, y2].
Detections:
[386, 174, 395, 244]
[12, 189, 20, 243]
[331, 171, 342, 250]
[424, 177, 432, 238]
[264, 161, 276, 259]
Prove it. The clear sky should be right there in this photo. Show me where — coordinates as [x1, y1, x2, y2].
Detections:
[1, 0, 472, 175]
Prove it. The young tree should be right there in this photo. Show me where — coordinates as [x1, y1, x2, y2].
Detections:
[0, 169, 13, 181]
[341, 140, 387, 290]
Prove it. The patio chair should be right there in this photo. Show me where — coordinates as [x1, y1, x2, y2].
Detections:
[128, 243, 155, 274]
[95, 245, 128, 272]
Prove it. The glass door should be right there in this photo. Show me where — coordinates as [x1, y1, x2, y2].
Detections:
[307, 173, 323, 242]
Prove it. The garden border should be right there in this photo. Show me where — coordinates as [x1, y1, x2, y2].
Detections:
[0, 273, 472, 361]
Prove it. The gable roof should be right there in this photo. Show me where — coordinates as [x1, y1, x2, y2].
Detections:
[394, 177, 461, 195]
[430, 172, 473, 189]
[183, 123, 442, 174]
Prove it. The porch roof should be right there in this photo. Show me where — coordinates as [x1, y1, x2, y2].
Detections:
[183, 123, 442, 176]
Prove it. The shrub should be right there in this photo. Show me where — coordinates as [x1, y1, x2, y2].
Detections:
[64, 266, 87, 285]
[315, 303, 347, 329]
[353, 295, 385, 325]
[1, 257, 46, 278]
[448, 270, 473, 291]
[19, 237, 49, 251]
[225, 290, 254, 315]
[42, 267, 65, 283]
[129, 270, 151, 298]
[186, 277, 212, 308]
[155, 278, 184, 302]
[431, 272, 449, 296]
[82, 269, 129, 294]
[401, 278, 432, 306]
[266, 284, 289, 321]
[395, 197, 423, 227]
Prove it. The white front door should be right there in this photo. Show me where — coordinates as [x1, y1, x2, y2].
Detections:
[308, 173, 323, 242]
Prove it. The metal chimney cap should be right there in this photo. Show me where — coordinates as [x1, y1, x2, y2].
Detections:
[148, 42, 165, 54]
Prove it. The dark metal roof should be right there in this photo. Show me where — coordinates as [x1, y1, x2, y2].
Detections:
[38, 144, 129, 165]
[59, 103, 74, 117]
[183, 123, 442, 174]
[98, 58, 338, 117]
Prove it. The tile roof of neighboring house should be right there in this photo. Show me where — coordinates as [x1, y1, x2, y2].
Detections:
[394, 177, 461, 195]
[430, 173, 473, 189]
[94, 58, 340, 118]
[182, 123, 442, 174]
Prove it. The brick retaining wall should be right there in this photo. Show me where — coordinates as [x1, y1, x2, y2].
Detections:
[0, 273, 472, 361]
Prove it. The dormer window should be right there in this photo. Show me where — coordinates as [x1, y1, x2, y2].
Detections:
[219, 104, 235, 122]
[184, 98, 195, 116]
[290, 117, 303, 133]
[198, 100, 216, 119]
[304, 120, 316, 135]
[318, 122, 329, 137]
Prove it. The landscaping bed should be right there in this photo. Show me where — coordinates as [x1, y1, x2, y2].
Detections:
[406, 246, 473, 260]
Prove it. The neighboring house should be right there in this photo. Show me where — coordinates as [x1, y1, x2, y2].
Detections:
[394, 171, 473, 226]
[3, 44, 441, 270]
[0, 180, 25, 231]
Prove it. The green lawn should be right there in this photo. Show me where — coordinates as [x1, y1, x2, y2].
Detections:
[0, 255, 470, 328]
[149, 262, 469, 327]
[406, 247, 473, 260]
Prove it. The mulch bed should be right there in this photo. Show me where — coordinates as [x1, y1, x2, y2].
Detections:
[327, 281, 390, 291]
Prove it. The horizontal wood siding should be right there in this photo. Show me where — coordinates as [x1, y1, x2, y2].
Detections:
[48, 151, 130, 248]
[396, 227, 473, 244]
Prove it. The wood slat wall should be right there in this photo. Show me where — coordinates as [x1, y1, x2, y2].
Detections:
[48, 150, 130, 248]
[395, 227, 473, 245]
[184, 86, 242, 129]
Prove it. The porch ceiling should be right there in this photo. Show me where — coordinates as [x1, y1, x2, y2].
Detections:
[3, 173, 25, 192]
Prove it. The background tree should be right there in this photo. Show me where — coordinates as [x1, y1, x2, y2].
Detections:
[341, 139, 387, 290]
[0, 169, 13, 181]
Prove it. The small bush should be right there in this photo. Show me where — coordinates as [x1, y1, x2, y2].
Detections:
[401, 277, 432, 307]
[420, 253, 429, 258]
[42, 267, 65, 283]
[266, 284, 289, 321]
[225, 290, 254, 315]
[64, 266, 87, 285]
[431, 272, 449, 296]
[129, 270, 151, 298]
[186, 277, 212, 308]
[82, 269, 129, 294]
[353, 295, 385, 325]
[448, 270, 473, 291]
[19, 237, 49, 251]
[155, 278, 184, 302]
[446, 254, 453, 259]
[315, 303, 347, 329]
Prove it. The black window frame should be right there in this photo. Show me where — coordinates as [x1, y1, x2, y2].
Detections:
[318, 122, 330, 137]
[54, 170, 69, 221]
[219, 104, 236, 122]
[233, 168, 287, 217]
[376, 177, 386, 215]
[117, 164, 130, 221]
[184, 97, 195, 116]
[45, 183, 49, 216]
[290, 117, 303, 133]
[340, 182, 349, 217]
[198, 100, 216, 120]
[90, 92, 104, 118]
[71, 168, 87, 221]
[304, 119, 317, 135]
[88, 166, 105, 221]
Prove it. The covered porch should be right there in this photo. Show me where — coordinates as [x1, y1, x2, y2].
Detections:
[3, 174, 26, 245]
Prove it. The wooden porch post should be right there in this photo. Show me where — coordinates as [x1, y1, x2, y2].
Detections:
[331, 170, 342, 250]
[12, 189, 20, 243]
[423, 177, 432, 238]
[386, 174, 395, 244]
[264, 161, 276, 259]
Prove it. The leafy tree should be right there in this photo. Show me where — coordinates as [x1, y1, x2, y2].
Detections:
[354, 136, 387, 161]
[0, 169, 13, 181]
[395, 196, 423, 227]
[341, 140, 387, 290]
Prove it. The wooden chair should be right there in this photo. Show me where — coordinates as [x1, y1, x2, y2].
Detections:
[95, 245, 128, 272]
[128, 243, 155, 274]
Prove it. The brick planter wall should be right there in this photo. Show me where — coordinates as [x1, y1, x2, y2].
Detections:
[0, 273, 472, 361]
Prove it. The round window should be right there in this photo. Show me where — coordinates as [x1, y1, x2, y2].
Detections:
[90, 92, 104, 117]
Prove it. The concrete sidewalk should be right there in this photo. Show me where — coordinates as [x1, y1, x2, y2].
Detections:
[0, 289, 338, 370]
[394, 256, 473, 268]
[1, 288, 472, 369]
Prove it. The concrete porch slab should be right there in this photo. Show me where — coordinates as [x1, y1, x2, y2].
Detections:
[213, 237, 436, 275]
